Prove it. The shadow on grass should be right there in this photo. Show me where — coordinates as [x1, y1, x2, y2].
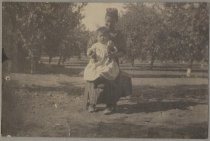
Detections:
[19, 85, 84, 96]
[116, 84, 208, 114]
[6, 80, 84, 96]
[116, 101, 203, 114]
[122, 66, 208, 73]
[61, 121, 208, 138]
[1, 80, 208, 137]
[131, 74, 208, 78]
[1, 81, 24, 136]
[36, 64, 82, 76]
[34, 64, 208, 78]
[132, 84, 208, 100]
[120, 63, 208, 72]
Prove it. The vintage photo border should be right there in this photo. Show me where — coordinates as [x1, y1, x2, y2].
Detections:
[0, 0, 209, 141]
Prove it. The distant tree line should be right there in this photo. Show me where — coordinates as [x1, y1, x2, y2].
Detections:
[118, 3, 208, 69]
[2, 2, 208, 73]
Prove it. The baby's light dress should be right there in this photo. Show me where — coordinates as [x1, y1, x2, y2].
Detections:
[84, 42, 119, 81]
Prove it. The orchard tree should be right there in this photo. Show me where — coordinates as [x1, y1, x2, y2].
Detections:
[164, 3, 209, 68]
[2, 2, 87, 72]
[57, 24, 89, 64]
[118, 2, 208, 70]
[118, 3, 168, 68]
[40, 3, 87, 64]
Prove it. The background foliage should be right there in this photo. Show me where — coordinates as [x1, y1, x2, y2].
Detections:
[2, 2, 209, 72]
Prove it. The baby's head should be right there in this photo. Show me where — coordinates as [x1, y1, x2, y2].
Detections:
[96, 27, 110, 44]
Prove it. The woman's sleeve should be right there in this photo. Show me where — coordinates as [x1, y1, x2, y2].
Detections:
[87, 32, 97, 49]
[87, 44, 96, 56]
[87, 48, 92, 56]
[117, 31, 126, 55]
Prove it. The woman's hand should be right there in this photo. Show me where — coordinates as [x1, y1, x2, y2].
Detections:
[87, 48, 93, 56]
[108, 52, 115, 58]
[116, 51, 124, 58]
[108, 48, 118, 58]
[107, 40, 114, 47]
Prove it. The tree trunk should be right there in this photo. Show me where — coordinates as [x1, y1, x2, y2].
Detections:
[62, 56, 66, 64]
[189, 59, 194, 69]
[12, 52, 18, 72]
[49, 56, 52, 64]
[186, 59, 194, 77]
[58, 56, 61, 65]
[78, 54, 81, 61]
[200, 59, 205, 69]
[150, 56, 155, 70]
[131, 58, 135, 67]
[17, 47, 26, 73]
[30, 58, 38, 74]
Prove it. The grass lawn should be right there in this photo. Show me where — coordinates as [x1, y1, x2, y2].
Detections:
[1, 68, 208, 138]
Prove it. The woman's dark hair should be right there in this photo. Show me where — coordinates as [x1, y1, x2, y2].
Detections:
[105, 8, 118, 22]
[96, 27, 110, 39]
[2, 48, 9, 62]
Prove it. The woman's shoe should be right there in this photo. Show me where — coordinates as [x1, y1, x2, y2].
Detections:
[103, 107, 114, 115]
[88, 105, 95, 113]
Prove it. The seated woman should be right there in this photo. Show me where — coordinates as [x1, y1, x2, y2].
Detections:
[84, 8, 132, 115]
[84, 27, 120, 112]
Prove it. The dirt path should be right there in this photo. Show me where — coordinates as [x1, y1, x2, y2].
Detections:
[2, 73, 208, 138]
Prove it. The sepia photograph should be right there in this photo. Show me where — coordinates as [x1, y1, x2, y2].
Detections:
[1, 1, 209, 139]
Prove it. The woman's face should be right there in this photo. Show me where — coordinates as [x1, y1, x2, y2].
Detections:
[105, 16, 116, 30]
[97, 33, 108, 44]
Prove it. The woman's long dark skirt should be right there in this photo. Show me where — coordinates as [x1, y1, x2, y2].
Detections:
[84, 71, 132, 109]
